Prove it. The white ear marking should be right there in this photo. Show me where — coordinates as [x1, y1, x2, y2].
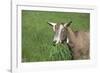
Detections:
[48, 22, 56, 26]
[48, 22, 56, 31]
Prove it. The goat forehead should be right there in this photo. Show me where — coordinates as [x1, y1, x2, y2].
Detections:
[55, 24, 64, 30]
[56, 25, 64, 36]
[53, 25, 64, 41]
[59, 25, 64, 30]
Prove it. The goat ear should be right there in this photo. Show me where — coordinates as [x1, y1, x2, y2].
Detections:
[67, 21, 72, 27]
[48, 22, 56, 26]
[64, 21, 72, 27]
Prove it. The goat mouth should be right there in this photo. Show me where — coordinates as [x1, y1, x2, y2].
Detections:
[52, 42, 63, 46]
[52, 42, 57, 46]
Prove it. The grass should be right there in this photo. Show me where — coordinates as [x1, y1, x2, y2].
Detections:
[22, 10, 90, 62]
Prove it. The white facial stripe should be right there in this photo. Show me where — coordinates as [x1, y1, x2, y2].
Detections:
[56, 25, 64, 44]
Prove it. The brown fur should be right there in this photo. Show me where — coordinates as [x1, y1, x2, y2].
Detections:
[66, 27, 90, 60]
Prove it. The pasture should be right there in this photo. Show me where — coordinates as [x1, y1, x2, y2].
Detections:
[22, 10, 90, 62]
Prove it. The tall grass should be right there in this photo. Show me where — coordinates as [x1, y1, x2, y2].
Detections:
[49, 44, 72, 61]
[22, 10, 90, 62]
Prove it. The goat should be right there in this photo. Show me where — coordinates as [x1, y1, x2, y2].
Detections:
[48, 21, 90, 60]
